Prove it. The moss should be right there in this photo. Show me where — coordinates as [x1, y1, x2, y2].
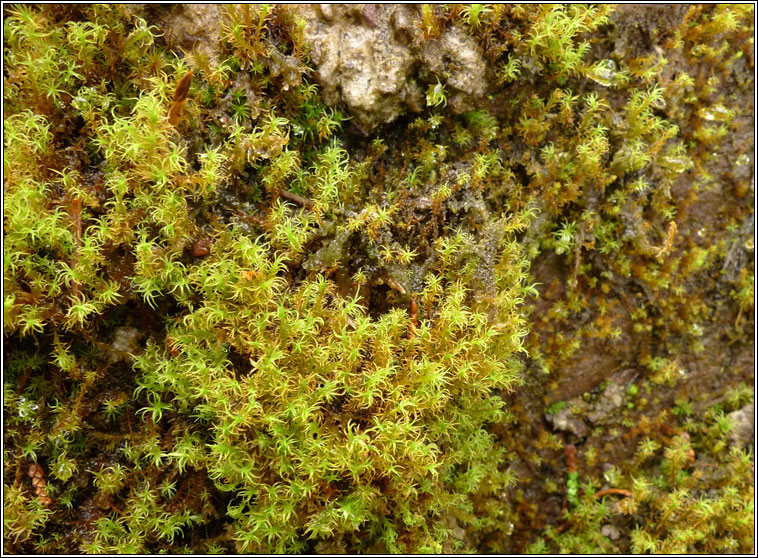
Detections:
[531, 399, 754, 554]
[3, 3, 754, 554]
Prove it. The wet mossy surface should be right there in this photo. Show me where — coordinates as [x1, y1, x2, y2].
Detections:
[3, 4, 754, 553]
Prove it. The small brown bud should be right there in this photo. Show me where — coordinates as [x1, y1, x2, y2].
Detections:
[168, 70, 193, 126]
[28, 463, 43, 479]
[408, 295, 418, 337]
[172, 69, 194, 103]
[192, 238, 210, 257]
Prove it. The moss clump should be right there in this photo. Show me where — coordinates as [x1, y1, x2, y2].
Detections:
[4, 4, 531, 553]
[3, 3, 754, 554]
[529, 395, 754, 554]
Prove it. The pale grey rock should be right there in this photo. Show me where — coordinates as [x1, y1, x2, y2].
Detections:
[727, 403, 754, 449]
[601, 524, 620, 540]
[587, 382, 626, 425]
[110, 327, 141, 362]
[418, 26, 489, 114]
[297, 5, 490, 131]
[546, 403, 589, 438]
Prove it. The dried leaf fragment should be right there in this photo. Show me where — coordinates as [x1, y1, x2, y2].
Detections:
[168, 69, 193, 126]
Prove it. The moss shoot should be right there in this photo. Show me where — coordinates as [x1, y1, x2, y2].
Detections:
[3, 4, 753, 554]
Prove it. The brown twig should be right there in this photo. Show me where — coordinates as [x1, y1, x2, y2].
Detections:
[565, 444, 578, 474]
[279, 189, 315, 209]
[70, 196, 82, 298]
[384, 274, 406, 295]
[109, 503, 125, 516]
[594, 488, 633, 499]
[408, 295, 418, 337]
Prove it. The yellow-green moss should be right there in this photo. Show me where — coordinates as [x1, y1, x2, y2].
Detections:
[3, 4, 753, 554]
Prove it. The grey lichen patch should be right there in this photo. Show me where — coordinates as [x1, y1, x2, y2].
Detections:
[471, 219, 506, 304]
[302, 224, 350, 272]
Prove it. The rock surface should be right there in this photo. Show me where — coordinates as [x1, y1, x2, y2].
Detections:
[728, 403, 755, 449]
[157, 4, 492, 131]
[296, 5, 490, 130]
